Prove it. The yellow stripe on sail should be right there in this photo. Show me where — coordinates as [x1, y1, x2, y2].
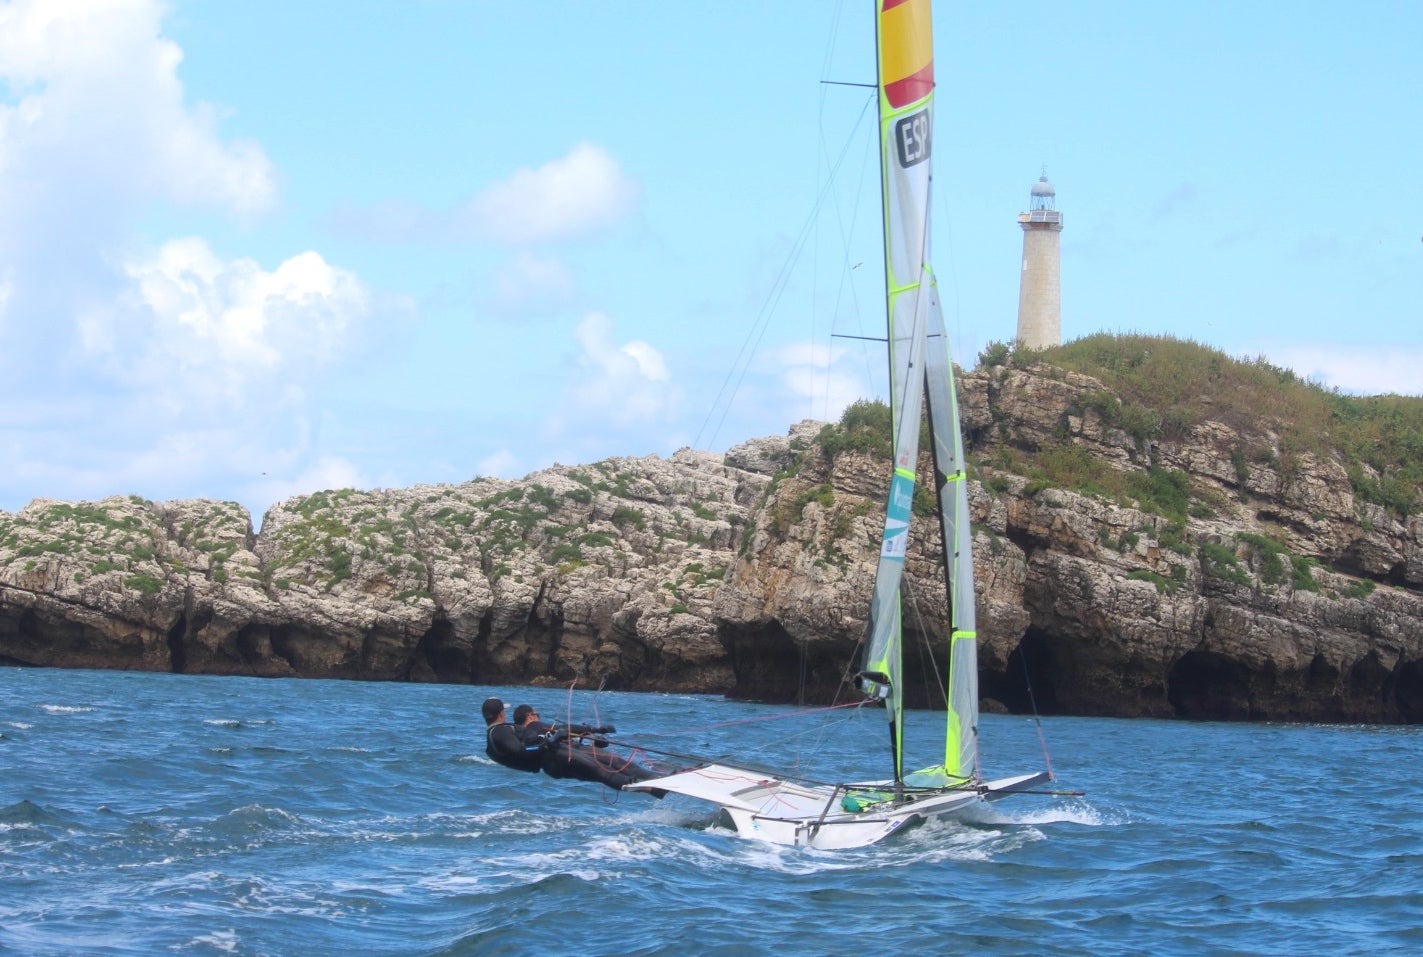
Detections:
[879, 0, 933, 106]
[944, 628, 976, 777]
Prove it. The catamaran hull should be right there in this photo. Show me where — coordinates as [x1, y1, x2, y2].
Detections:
[627, 764, 1052, 850]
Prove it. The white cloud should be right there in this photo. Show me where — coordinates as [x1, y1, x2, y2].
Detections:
[487, 251, 576, 317]
[475, 449, 521, 479]
[0, 0, 282, 384]
[0, 0, 275, 226]
[0, 235, 381, 514]
[0, 268, 12, 325]
[466, 142, 639, 245]
[1265, 342, 1423, 396]
[545, 312, 680, 448]
[247, 456, 370, 520]
[328, 142, 638, 254]
[83, 237, 373, 409]
[0, 1, 398, 518]
[570, 312, 672, 421]
[770, 338, 872, 422]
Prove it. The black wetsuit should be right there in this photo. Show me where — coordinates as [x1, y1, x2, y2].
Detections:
[521, 720, 660, 791]
[485, 721, 543, 772]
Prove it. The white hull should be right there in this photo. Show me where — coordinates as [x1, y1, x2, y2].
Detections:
[627, 764, 1052, 850]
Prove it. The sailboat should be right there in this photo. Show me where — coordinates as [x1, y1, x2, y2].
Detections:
[626, 0, 1054, 849]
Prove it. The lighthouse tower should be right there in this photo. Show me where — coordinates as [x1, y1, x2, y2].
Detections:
[1015, 172, 1063, 348]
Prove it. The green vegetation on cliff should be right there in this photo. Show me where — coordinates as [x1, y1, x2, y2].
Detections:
[996, 334, 1422, 518]
[810, 334, 1422, 521]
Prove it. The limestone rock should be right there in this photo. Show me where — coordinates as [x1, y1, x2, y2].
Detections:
[3, 363, 1421, 724]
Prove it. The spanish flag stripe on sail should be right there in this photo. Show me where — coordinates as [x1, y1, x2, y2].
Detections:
[880, 0, 934, 109]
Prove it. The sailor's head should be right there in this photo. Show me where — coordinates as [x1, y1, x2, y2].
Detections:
[481, 697, 506, 725]
[512, 704, 537, 725]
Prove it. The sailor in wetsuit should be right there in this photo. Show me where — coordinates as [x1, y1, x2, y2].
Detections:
[512, 703, 665, 795]
[482, 698, 542, 773]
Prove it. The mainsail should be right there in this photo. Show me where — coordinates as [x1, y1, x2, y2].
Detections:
[857, 0, 978, 787]
[622, 0, 1054, 848]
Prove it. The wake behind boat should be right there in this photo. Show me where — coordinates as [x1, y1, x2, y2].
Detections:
[624, 0, 1060, 849]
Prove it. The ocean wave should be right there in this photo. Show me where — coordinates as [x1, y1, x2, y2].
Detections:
[5, 669, 1417, 957]
[452, 753, 495, 765]
[175, 929, 240, 953]
[964, 796, 1122, 827]
[0, 799, 69, 827]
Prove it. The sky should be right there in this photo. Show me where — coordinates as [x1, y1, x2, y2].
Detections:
[1, 0, 1419, 523]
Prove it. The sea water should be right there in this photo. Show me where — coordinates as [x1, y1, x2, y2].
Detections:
[1, 667, 1419, 957]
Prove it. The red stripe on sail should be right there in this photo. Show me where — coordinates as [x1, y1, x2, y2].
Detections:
[881, 0, 914, 10]
[884, 62, 934, 109]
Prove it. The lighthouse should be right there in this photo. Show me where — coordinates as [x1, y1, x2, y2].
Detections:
[1015, 173, 1062, 349]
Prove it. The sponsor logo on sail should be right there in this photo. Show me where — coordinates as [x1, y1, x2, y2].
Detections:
[881, 519, 908, 558]
[895, 108, 930, 168]
[891, 480, 914, 514]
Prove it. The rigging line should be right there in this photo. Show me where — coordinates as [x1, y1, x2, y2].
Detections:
[797, 635, 807, 708]
[817, 0, 877, 423]
[819, 94, 879, 423]
[799, 630, 870, 773]
[630, 699, 868, 738]
[623, 708, 865, 773]
[693, 90, 877, 453]
[707, 89, 876, 449]
[833, 630, 867, 707]
[817, 0, 848, 90]
[708, 708, 871, 776]
[923, 110, 971, 374]
[692, 141, 837, 453]
[1019, 637, 1056, 778]
[831, 112, 876, 415]
[902, 577, 950, 709]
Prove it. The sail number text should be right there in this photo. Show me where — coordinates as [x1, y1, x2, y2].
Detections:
[895, 109, 931, 168]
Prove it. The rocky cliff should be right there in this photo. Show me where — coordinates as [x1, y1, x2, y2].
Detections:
[3, 358, 1421, 723]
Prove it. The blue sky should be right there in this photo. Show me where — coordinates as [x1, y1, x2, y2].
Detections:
[1, 0, 1419, 522]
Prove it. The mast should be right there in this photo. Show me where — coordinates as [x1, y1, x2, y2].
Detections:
[858, 0, 936, 788]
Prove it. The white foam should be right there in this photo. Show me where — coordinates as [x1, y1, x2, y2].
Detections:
[967, 798, 1121, 827]
[178, 929, 239, 953]
[1015, 800, 1118, 826]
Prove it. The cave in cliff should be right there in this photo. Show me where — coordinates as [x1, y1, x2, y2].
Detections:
[720, 621, 850, 704]
[1168, 650, 1256, 720]
[985, 627, 1061, 715]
